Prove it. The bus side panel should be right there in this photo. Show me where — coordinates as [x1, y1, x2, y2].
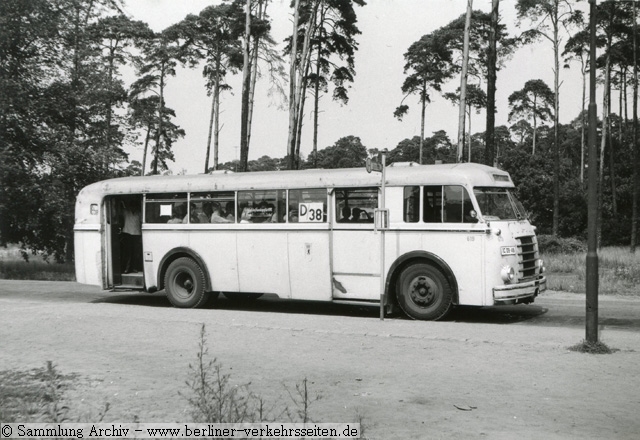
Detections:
[392, 230, 486, 306]
[237, 231, 290, 297]
[189, 230, 239, 292]
[74, 229, 103, 287]
[331, 230, 381, 300]
[287, 231, 331, 301]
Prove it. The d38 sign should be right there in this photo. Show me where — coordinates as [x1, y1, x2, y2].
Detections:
[298, 202, 324, 222]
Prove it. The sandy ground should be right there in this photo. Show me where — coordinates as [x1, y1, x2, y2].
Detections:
[1, 281, 639, 439]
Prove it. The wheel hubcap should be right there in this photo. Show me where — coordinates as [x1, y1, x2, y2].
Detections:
[410, 276, 438, 307]
[175, 273, 194, 298]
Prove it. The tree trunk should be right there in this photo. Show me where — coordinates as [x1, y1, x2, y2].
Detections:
[287, 0, 317, 169]
[105, 46, 115, 173]
[287, 0, 301, 169]
[610, 75, 617, 218]
[533, 111, 537, 155]
[598, 51, 611, 247]
[204, 87, 215, 173]
[141, 124, 151, 176]
[457, 0, 473, 163]
[551, 4, 560, 237]
[419, 83, 426, 165]
[467, 103, 472, 163]
[213, 72, 221, 171]
[313, 40, 321, 168]
[484, 0, 499, 167]
[581, 61, 586, 183]
[239, 0, 252, 172]
[153, 62, 165, 175]
[247, 0, 265, 153]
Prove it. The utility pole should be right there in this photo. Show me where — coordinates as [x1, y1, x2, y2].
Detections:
[586, 0, 599, 343]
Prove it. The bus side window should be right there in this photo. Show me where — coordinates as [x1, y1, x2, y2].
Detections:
[335, 187, 378, 224]
[238, 190, 286, 223]
[423, 186, 442, 223]
[403, 186, 420, 223]
[145, 193, 188, 223]
[443, 186, 475, 223]
[289, 188, 327, 223]
[191, 191, 235, 223]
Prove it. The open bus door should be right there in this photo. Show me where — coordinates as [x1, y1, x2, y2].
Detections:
[104, 195, 144, 290]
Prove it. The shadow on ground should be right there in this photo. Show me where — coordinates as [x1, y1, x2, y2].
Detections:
[93, 291, 549, 325]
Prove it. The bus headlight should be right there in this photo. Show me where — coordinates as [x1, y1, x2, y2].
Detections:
[537, 259, 546, 274]
[501, 265, 515, 283]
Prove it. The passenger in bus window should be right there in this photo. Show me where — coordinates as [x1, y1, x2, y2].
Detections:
[239, 206, 252, 223]
[189, 203, 206, 224]
[351, 207, 362, 223]
[193, 202, 212, 223]
[121, 199, 142, 273]
[167, 203, 185, 224]
[211, 203, 232, 223]
[183, 203, 200, 223]
[224, 201, 235, 221]
[424, 197, 436, 223]
[200, 203, 213, 223]
[464, 203, 479, 223]
[339, 206, 351, 222]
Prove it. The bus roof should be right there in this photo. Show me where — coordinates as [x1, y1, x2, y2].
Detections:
[77, 162, 513, 202]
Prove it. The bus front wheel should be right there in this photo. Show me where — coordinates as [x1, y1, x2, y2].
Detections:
[164, 257, 208, 308]
[396, 263, 453, 321]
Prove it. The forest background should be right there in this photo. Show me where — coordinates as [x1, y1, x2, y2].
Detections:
[1, 0, 639, 263]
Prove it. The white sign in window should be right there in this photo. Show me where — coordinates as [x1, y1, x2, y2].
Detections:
[298, 203, 324, 223]
[160, 204, 172, 217]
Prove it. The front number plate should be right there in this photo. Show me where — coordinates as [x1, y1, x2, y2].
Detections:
[501, 246, 517, 256]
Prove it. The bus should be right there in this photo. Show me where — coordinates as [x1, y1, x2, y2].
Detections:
[74, 162, 546, 321]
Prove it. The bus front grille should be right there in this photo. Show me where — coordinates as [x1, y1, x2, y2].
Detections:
[517, 235, 539, 280]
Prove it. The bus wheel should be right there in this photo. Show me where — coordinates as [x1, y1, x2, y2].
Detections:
[396, 263, 453, 320]
[164, 257, 208, 308]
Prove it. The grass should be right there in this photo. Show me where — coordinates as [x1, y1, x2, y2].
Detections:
[183, 323, 324, 424]
[542, 246, 640, 296]
[1, 328, 366, 438]
[0, 362, 78, 422]
[567, 340, 619, 355]
[0, 245, 75, 281]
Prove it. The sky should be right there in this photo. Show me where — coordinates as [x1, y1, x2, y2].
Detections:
[121, 0, 591, 174]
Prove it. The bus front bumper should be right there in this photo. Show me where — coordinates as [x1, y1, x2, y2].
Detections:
[493, 276, 546, 305]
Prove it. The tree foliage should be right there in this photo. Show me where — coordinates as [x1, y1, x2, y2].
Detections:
[2, 0, 640, 263]
[508, 79, 555, 154]
[285, 0, 365, 169]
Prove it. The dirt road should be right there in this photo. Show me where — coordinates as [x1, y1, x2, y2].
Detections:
[1, 280, 639, 439]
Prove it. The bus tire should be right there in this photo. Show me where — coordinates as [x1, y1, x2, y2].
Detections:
[164, 257, 208, 308]
[396, 263, 453, 321]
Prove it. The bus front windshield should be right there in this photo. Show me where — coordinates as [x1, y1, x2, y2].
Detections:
[473, 187, 526, 221]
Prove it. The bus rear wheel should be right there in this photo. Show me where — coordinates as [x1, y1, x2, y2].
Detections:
[396, 263, 453, 321]
[164, 257, 208, 308]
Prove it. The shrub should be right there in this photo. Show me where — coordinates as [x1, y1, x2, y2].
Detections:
[537, 234, 586, 254]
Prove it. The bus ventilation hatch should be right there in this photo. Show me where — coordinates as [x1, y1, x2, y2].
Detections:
[517, 235, 538, 280]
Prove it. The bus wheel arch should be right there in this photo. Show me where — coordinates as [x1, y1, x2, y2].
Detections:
[386, 252, 459, 320]
[158, 248, 216, 308]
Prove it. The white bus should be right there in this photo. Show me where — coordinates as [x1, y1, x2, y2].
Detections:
[74, 162, 546, 320]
